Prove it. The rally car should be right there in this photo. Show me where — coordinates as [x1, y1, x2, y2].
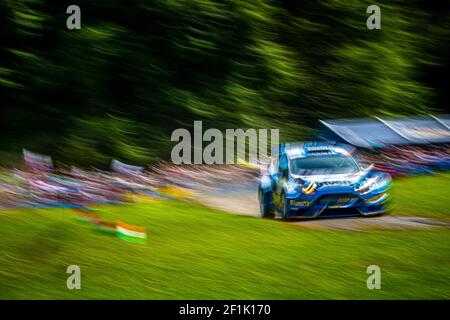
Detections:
[258, 142, 392, 219]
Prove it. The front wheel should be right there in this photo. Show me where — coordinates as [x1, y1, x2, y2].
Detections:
[278, 192, 291, 220]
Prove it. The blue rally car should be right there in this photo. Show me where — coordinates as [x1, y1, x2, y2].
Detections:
[258, 142, 392, 220]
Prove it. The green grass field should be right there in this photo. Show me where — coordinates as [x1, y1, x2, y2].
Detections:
[0, 174, 449, 299]
[392, 173, 450, 219]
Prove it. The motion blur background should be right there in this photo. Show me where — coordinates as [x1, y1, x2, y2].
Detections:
[0, 0, 449, 167]
[1, 0, 450, 300]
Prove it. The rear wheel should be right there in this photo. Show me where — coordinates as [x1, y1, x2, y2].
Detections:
[259, 188, 274, 218]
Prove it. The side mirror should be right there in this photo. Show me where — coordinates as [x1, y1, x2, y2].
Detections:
[362, 163, 375, 172]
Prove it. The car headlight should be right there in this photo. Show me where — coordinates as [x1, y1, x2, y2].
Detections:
[301, 181, 317, 195]
[356, 177, 377, 194]
[356, 175, 391, 194]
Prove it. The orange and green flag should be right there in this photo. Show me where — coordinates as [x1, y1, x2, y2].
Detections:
[116, 220, 147, 244]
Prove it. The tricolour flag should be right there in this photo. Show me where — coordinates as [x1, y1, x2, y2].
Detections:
[116, 220, 147, 244]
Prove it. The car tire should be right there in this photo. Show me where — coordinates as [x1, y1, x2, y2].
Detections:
[259, 188, 274, 218]
[279, 192, 290, 221]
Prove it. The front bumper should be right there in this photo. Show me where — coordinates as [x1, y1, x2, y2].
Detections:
[286, 186, 389, 218]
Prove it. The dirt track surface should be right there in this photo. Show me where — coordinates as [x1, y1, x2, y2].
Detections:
[193, 186, 450, 231]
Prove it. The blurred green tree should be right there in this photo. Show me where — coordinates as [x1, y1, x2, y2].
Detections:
[0, 0, 448, 166]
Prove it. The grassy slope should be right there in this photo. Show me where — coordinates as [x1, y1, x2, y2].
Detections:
[0, 174, 449, 299]
[392, 173, 450, 219]
[0, 196, 449, 299]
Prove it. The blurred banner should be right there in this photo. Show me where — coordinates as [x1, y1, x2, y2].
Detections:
[23, 149, 53, 173]
[319, 115, 450, 148]
[111, 159, 144, 175]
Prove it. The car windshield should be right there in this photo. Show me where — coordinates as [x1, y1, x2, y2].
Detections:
[290, 155, 359, 175]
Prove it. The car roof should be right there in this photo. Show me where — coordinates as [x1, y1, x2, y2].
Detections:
[282, 142, 353, 160]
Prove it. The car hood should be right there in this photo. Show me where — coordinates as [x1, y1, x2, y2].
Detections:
[291, 165, 373, 186]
